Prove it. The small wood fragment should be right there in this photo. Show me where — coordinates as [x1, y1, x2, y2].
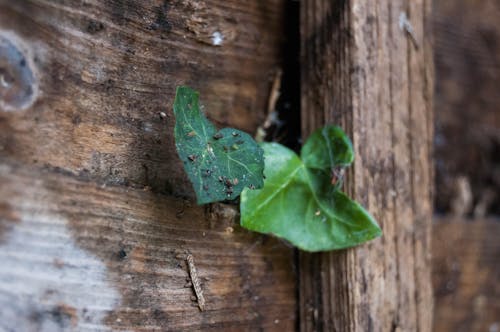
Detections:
[186, 253, 205, 311]
[255, 68, 282, 142]
[399, 12, 420, 49]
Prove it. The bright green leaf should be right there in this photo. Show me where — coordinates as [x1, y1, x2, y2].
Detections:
[173, 86, 265, 204]
[240, 126, 381, 252]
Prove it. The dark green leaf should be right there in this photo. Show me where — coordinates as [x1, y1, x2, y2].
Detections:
[301, 125, 354, 170]
[174, 86, 264, 204]
[240, 126, 381, 252]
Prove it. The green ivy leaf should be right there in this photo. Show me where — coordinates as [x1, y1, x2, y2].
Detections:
[173, 86, 265, 204]
[240, 126, 382, 252]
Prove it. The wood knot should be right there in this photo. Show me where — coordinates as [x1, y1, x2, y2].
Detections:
[0, 32, 38, 112]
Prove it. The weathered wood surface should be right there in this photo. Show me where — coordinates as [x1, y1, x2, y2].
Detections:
[299, 1, 433, 331]
[0, 0, 297, 330]
[0, 160, 296, 331]
[433, 218, 500, 332]
[0, 0, 284, 196]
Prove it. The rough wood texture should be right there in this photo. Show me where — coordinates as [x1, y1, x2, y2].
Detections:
[0, 0, 284, 197]
[299, 1, 433, 331]
[433, 218, 500, 332]
[0, 159, 296, 331]
[0, 0, 297, 330]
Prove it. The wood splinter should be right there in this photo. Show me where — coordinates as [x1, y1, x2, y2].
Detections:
[186, 253, 205, 311]
[399, 12, 420, 49]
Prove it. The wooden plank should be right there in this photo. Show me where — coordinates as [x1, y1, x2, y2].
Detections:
[0, 159, 296, 331]
[433, 218, 500, 332]
[0, 0, 297, 330]
[299, 1, 433, 331]
[0, 0, 284, 197]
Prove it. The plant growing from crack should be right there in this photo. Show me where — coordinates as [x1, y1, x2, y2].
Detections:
[173, 86, 381, 251]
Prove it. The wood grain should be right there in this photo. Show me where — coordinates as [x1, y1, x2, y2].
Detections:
[0, 0, 297, 330]
[0, 159, 296, 331]
[0, 0, 285, 198]
[299, 1, 433, 331]
[433, 218, 500, 332]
